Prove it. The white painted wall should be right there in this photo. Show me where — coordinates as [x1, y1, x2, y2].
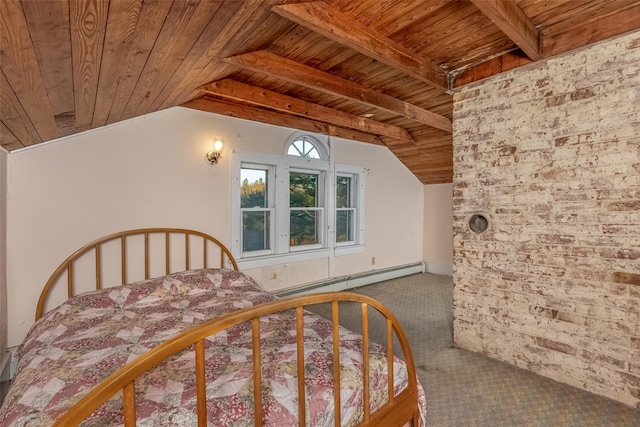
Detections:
[333, 141, 424, 276]
[423, 183, 453, 275]
[6, 107, 424, 346]
[0, 149, 7, 364]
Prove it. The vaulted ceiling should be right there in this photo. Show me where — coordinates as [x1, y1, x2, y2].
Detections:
[2, 0, 640, 184]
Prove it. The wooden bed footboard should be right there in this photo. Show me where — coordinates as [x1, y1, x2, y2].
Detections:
[36, 228, 238, 320]
[51, 292, 420, 427]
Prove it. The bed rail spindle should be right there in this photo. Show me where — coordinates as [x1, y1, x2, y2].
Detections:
[387, 318, 394, 404]
[203, 238, 208, 269]
[362, 303, 370, 422]
[121, 236, 127, 285]
[95, 245, 102, 290]
[252, 317, 263, 426]
[165, 232, 170, 275]
[144, 233, 149, 280]
[67, 263, 73, 298]
[295, 306, 306, 427]
[195, 339, 207, 426]
[123, 381, 136, 426]
[185, 233, 190, 271]
[332, 301, 341, 427]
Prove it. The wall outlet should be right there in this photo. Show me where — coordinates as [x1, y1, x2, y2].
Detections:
[371, 256, 376, 265]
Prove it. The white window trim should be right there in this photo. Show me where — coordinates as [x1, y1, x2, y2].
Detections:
[335, 164, 365, 254]
[238, 162, 276, 258]
[231, 152, 281, 259]
[285, 131, 329, 160]
[231, 143, 365, 268]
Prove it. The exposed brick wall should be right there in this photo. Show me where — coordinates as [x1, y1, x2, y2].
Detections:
[452, 30, 640, 407]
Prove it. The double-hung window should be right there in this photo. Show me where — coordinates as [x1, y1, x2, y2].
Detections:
[334, 164, 364, 252]
[289, 169, 324, 250]
[240, 164, 274, 256]
[231, 133, 364, 267]
[336, 174, 356, 245]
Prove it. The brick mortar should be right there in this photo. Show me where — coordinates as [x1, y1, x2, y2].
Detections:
[452, 30, 640, 408]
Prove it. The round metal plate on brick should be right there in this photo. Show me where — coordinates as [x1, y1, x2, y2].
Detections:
[469, 214, 489, 233]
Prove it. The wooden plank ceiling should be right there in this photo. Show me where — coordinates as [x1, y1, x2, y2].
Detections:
[2, 0, 640, 184]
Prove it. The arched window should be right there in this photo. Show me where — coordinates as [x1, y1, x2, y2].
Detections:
[285, 132, 328, 160]
[232, 131, 364, 267]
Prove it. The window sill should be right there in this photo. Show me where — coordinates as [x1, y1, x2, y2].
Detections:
[237, 244, 365, 270]
[335, 244, 365, 256]
[237, 248, 332, 269]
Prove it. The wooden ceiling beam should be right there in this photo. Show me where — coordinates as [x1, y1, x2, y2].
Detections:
[453, 50, 531, 87]
[470, 0, 543, 61]
[200, 79, 415, 142]
[182, 96, 384, 145]
[271, 1, 449, 92]
[223, 50, 452, 133]
[454, 3, 640, 87]
[542, 3, 640, 57]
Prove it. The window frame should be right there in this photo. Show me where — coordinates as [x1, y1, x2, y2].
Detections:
[335, 164, 365, 253]
[335, 174, 356, 247]
[239, 163, 275, 258]
[288, 167, 326, 252]
[285, 132, 329, 160]
[231, 136, 365, 269]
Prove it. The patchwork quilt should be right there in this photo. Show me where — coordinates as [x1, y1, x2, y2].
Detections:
[0, 269, 426, 426]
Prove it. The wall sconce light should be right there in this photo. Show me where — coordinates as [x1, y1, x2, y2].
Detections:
[206, 138, 224, 164]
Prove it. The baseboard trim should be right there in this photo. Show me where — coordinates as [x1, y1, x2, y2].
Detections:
[0, 352, 9, 382]
[424, 261, 453, 276]
[1, 347, 18, 383]
[275, 262, 425, 298]
[0, 351, 11, 406]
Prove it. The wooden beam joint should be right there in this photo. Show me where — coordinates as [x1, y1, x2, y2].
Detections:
[272, 1, 449, 92]
[470, 0, 542, 61]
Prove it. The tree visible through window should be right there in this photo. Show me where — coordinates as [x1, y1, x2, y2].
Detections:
[289, 172, 322, 247]
[336, 175, 356, 244]
[240, 168, 270, 253]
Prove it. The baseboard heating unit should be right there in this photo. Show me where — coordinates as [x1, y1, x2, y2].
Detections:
[275, 262, 425, 298]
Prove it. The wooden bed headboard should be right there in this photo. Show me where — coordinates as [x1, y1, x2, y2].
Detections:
[36, 228, 238, 320]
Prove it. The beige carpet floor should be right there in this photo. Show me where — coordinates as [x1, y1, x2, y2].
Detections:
[307, 273, 640, 427]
